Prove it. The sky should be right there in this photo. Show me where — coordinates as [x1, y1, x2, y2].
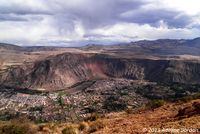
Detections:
[0, 0, 200, 46]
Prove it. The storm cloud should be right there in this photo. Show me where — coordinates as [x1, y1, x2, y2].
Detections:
[0, 0, 200, 46]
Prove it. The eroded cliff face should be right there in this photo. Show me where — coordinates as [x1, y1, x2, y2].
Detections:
[1, 53, 200, 91]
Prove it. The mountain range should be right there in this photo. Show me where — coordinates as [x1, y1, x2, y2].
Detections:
[0, 38, 200, 91]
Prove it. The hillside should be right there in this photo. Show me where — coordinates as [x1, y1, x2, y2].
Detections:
[0, 43, 22, 51]
[1, 0, 200, 133]
[0, 99, 199, 134]
[83, 38, 200, 56]
[1, 52, 200, 91]
[92, 99, 200, 134]
[0, 38, 200, 133]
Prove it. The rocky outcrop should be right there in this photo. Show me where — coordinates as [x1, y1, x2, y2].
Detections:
[1, 53, 200, 91]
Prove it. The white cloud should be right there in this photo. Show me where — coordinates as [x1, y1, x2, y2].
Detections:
[145, 0, 200, 15]
[89, 22, 200, 42]
[0, 15, 56, 43]
[161, 0, 200, 15]
[0, 0, 200, 46]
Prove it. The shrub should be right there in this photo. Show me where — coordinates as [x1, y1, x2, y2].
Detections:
[0, 121, 36, 134]
[147, 99, 165, 109]
[89, 120, 105, 133]
[62, 125, 79, 134]
[84, 113, 101, 121]
[103, 99, 127, 112]
[79, 122, 89, 131]
[193, 93, 200, 99]
[180, 93, 200, 103]
[38, 125, 46, 131]
[38, 124, 55, 133]
[180, 96, 193, 103]
[125, 108, 134, 114]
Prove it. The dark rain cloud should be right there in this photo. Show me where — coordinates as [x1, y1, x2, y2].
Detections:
[46, 0, 145, 29]
[0, 14, 28, 22]
[0, 0, 194, 29]
[119, 9, 192, 28]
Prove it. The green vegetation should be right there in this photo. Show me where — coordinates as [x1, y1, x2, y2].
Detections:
[58, 95, 65, 108]
[14, 88, 43, 95]
[180, 93, 200, 103]
[136, 83, 200, 103]
[0, 110, 21, 121]
[29, 106, 43, 112]
[103, 96, 127, 112]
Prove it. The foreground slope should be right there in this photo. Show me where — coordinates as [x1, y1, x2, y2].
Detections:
[92, 99, 200, 134]
[0, 99, 199, 134]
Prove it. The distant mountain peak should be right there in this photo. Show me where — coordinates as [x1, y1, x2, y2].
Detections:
[0, 43, 21, 51]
